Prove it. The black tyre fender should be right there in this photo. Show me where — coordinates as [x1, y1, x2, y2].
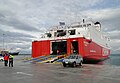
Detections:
[0, 59, 3, 62]
[79, 61, 82, 66]
[72, 62, 76, 67]
[62, 63, 66, 67]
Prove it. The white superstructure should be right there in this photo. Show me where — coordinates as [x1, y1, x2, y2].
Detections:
[39, 19, 110, 49]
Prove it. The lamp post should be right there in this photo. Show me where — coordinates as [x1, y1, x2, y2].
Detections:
[3, 34, 5, 50]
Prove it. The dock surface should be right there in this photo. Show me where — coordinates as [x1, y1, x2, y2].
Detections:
[0, 55, 120, 83]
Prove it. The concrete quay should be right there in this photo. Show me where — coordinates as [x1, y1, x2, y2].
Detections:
[0, 55, 120, 83]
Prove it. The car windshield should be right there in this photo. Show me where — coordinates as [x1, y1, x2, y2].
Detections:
[67, 56, 77, 59]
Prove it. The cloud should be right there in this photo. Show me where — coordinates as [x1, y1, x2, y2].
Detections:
[0, 0, 120, 54]
[0, 13, 41, 32]
[107, 31, 120, 39]
[110, 39, 120, 54]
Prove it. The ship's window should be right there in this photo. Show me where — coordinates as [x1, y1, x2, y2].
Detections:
[56, 30, 66, 37]
[57, 31, 66, 37]
[87, 24, 91, 27]
[72, 26, 75, 28]
[80, 25, 82, 27]
[83, 24, 86, 27]
[46, 33, 52, 37]
[67, 26, 70, 28]
[71, 25, 81, 28]
[57, 30, 63, 32]
[72, 25, 80, 28]
[41, 36, 45, 38]
[68, 29, 75, 35]
[54, 32, 57, 37]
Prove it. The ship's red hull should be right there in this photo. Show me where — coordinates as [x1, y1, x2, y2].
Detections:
[83, 55, 109, 62]
[32, 37, 110, 61]
[83, 38, 110, 61]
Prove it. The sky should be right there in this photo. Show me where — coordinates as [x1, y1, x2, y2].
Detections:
[0, 0, 120, 54]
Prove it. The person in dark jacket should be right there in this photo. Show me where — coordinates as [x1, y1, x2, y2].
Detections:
[3, 53, 9, 66]
[9, 54, 14, 67]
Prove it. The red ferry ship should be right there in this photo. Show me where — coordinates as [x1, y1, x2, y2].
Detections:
[32, 19, 110, 62]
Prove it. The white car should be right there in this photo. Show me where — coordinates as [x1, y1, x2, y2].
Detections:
[0, 57, 3, 61]
[62, 54, 83, 67]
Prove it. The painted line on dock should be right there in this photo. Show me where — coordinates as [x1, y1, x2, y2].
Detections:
[16, 72, 33, 76]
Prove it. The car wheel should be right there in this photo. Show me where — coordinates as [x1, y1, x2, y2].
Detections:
[63, 63, 66, 67]
[72, 62, 76, 67]
[0, 59, 3, 61]
[79, 61, 82, 66]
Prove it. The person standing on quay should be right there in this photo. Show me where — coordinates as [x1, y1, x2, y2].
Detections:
[9, 54, 14, 67]
[3, 53, 9, 66]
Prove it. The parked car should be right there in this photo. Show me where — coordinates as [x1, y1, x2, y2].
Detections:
[62, 54, 83, 67]
[0, 56, 3, 61]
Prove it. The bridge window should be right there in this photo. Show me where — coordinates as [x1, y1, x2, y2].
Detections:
[46, 33, 52, 37]
[87, 24, 91, 27]
[80, 25, 82, 27]
[83, 24, 86, 27]
[56, 30, 66, 37]
[68, 29, 76, 35]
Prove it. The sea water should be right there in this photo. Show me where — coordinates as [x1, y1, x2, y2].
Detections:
[101, 54, 120, 66]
